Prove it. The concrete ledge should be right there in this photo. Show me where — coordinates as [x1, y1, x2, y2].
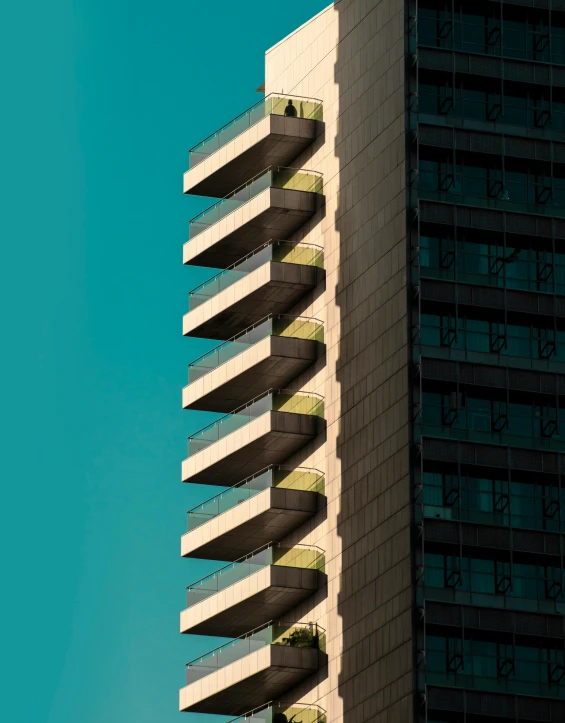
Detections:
[182, 411, 325, 486]
[183, 261, 324, 340]
[179, 645, 322, 714]
[184, 114, 321, 198]
[181, 486, 320, 560]
[183, 336, 323, 412]
[184, 187, 322, 269]
[181, 565, 323, 637]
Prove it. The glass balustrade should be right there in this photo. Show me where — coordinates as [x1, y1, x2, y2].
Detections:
[416, 324, 565, 374]
[421, 400, 565, 452]
[188, 94, 323, 168]
[416, 166, 565, 218]
[418, 244, 565, 295]
[188, 167, 323, 239]
[188, 240, 324, 312]
[420, 558, 565, 614]
[187, 315, 324, 384]
[186, 465, 324, 532]
[185, 621, 325, 685]
[423, 636, 565, 699]
[422, 472, 565, 533]
[187, 389, 325, 457]
[227, 702, 326, 723]
[418, 86, 565, 135]
[419, 9, 565, 66]
[186, 542, 325, 608]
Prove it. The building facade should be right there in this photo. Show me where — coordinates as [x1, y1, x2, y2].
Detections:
[181, 2, 565, 723]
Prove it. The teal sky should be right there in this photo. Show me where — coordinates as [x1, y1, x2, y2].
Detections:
[2, 2, 329, 721]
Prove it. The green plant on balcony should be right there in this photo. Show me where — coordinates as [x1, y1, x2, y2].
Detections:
[281, 627, 317, 648]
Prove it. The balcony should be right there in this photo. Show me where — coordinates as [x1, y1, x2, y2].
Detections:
[414, 167, 565, 219]
[422, 636, 565, 700]
[221, 702, 326, 723]
[179, 621, 325, 714]
[184, 94, 323, 198]
[183, 167, 324, 269]
[181, 465, 324, 560]
[182, 390, 325, 486]
[183, 316, 324, 412]
[417, 242, 565, 297]
[415, 324, 565, 375]
[180, 542, 325, 637]
[183, 240, 324, 340]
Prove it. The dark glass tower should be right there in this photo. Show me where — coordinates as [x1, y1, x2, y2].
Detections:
[408, 2, 565, 721]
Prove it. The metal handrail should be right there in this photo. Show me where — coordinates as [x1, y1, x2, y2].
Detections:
[187, 314, 323, 369]
[186, 541, 325, 589]
[188, 165, 323, 226]
[185, 464, 324, 515]
[185, 620, 325, 667]
[187, 240, 323, 297]
[187, 388, 325, 442]
[188, 93, 323, 153]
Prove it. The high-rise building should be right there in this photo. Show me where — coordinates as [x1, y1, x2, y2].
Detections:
[180, 2, 565, 723]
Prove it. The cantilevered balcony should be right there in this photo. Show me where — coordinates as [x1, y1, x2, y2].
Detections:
[220, 701, 326, 723]
[183, 240, 324, 340]
[183, 167, 324, 269]
[179, 621, 325, 714]
[181, 465, 324, 560]
[184, 94, 323, 198]
[180, 542, 325, 637]
[182, 390, 325, 486]
[183, 316, 324, 412]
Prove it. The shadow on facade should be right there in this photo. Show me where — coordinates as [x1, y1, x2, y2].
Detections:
[333, 1, 414, 722]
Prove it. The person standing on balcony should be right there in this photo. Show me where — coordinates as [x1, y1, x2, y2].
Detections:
[284, 99, 297, 117]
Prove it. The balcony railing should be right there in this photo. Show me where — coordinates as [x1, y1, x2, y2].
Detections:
[419, 246, 565, 296]
[420, 403, 565, 452]
[423, 644, 565, 700]
[188, 166, 323, 239]
[186, 465, 324, 532]
[185, 621, 325, 685]
[187, 389, 325, 457]
[416, 167, 565, 218]
[416, 324, 565, 374]
[187, 315, 324, 384]
[420, 562, 565, 615]
[188, 240, 324, 312]
[418, 15, 565, 66]
[226, 702, 326, 723]
[418, 88, 565, 136]
[188, 94, 323, 168]
[422, 475, 565, 533]
[186, 542, 325, 608]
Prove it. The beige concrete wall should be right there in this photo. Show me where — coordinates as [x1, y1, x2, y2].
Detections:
[263, 2, 412, 722]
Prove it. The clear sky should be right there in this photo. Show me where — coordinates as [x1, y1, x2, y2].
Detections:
[1, 2, 329, 721]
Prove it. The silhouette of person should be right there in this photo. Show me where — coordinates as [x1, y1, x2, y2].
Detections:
[284, 99, 297, 117]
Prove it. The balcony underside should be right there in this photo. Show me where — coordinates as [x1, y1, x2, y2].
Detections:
[182, 487, 320, 560]
[184, 187, 322, 269]
[183, 336, 324, 412]
[181, 566, 322, 637]
[182, 411, 325, 486]
[184, 261, 324, 341]
[184, 115, 321, 198]
[179, 646, 322, 714]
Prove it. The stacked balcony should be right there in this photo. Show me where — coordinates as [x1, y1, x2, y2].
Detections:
[180, 622, 326, 714]
[181, 543, 325, 636]
[181, 93, 325, 717]
[182, 466, 324, 560]
[409, 3, 565, 721]
[184, 166, 324, 269]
